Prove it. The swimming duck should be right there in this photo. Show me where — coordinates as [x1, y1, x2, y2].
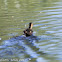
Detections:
[23, 22, 33, 37]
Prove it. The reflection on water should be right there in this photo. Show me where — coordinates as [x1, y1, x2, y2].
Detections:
[0, 0, 62, 62]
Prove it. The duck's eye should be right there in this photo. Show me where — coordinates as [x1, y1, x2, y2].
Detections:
[30, 31, 31, 33]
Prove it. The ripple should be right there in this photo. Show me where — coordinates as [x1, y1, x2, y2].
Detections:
[0, 0, 62, 62]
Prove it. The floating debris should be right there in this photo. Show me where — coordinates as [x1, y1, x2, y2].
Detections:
[12, 16, 14, 18]
[25, 24, 26, 27]
[0, 38, 1, 40]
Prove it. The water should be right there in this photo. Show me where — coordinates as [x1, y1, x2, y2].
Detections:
[0, 0, 62, 62]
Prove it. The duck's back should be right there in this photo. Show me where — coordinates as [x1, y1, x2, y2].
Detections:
[23, 28, 33, 36]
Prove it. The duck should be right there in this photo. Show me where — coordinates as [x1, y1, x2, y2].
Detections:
[23, 22, 33, 37]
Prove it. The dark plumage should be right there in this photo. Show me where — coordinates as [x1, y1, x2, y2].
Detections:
[23, 22, 33, 37]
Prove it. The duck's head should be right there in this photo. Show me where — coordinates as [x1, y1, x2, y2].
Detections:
[29, 22, 33, 29]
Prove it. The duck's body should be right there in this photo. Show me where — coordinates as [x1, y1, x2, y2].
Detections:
[23, 22, 33, 37]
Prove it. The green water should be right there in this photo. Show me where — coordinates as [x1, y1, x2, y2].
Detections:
[0, 0, 62, 62]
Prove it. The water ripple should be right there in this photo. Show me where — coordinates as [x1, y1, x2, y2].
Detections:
[0, 0, 62, 62]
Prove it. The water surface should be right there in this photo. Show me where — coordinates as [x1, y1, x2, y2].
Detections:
[0, 0, 62, 62]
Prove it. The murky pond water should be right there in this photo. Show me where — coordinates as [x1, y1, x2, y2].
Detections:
[0, 0, 62, 62]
